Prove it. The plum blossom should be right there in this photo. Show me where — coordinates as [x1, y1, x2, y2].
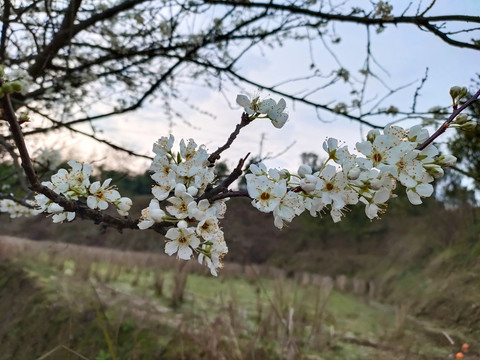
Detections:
[33, 161, 130, 222]
[267, 98, 288, 128]
[138, 199, 166, 229]
[198, 240, 228, 276]
[236, 95, 276, 115]
[164, 222, 200, 260]
[196, 214, 223, 242]
[273, 191, 304, 229]
[316, 165, 358, 211]
[166, 183, 195, 219]
[152, 135, 175, 157]
[115, 197, 132, 216]
[246, 175, 287, 213]
[0, 199, 36, 218]
[87, 179, 121, 210]
[406, 183, 434, 205]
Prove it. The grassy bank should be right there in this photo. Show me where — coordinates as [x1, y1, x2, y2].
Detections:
[0, 237, 477, 359]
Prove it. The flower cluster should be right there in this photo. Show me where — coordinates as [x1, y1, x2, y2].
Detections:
[0, 199, 37, 218]
[3, 88, 466, 277]
[33, 160, 132, 223]
[236, 94, 288, 128]
[246, 124, 456, 228]
[0, 65, 32, 97]
[138, 135, 228, 276]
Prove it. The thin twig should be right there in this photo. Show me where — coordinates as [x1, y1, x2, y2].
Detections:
[202, 153, 250, 202]
[417, 88, 480, 151]
[208, 113, 253, 164]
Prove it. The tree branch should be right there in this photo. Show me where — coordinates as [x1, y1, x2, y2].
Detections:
[0, 0, 10, 63]
[28, 0, 147, 78]
[204, 0, 480, 50]
[417, 89, 480, 151]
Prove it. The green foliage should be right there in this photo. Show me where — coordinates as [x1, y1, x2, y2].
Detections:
[1, 248, 477, 359]
[95, 349, 111, 360]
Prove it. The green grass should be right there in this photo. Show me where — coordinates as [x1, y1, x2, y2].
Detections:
[1, 244, 477, 360]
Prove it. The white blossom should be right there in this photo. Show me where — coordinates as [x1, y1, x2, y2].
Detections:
[165, 225, 200, 260]
[138, 199, 166, 229]
[246, 175, 287, 213]
[87, 179, 121, 210]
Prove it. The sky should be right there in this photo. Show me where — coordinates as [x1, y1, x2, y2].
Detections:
[58, 0, 480, 176]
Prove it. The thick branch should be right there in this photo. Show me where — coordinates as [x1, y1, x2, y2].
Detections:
[28, 0, 83, 78]
[204, 0, 480, 50]
[28, 0, 147, 78]
[204, 0, 480, 25]
[0, 0, 10, 62]
[1, 90, 38, 186]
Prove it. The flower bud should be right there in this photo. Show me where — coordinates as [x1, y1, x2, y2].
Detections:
[1, 82, 13, 94]
[187, 186, 198, 197]
[278, 169, 290, 179]
[116, 197, 132, 211]
[348, 167, 361, 180]
[297, 164, 312, 178]
[268, 168, 281, 181]
[460, 121, 476, 131]
[177, 220, 188, 229]
[366, 129, 381, 142]
[436, 154, 456, 167]
[11, 81, 22, 92]
[18, 113, 30, 124]
[300, 175, 317, 192]
[150, 208, 165, 222]
[174, 183, 187, 195]
[453, 113, 468, 125]
[449, 86, 462, 98]
[449, 86, 468, 105]
[424, 164, 444, 179]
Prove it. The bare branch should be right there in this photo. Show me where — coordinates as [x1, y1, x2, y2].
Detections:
[203, 153, 251, 202]
[417, 89, 480, 151]
[208, 113, 253, 164]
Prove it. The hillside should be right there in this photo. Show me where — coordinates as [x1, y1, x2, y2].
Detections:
[1, 195, 479, 334]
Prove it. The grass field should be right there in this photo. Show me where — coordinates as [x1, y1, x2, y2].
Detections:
[0, 236, 477, 360]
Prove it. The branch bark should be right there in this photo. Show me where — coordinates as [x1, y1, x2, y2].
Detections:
[417, 89, 480, 151]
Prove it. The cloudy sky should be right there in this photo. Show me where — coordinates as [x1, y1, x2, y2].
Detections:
[64, 0, 480, 175]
